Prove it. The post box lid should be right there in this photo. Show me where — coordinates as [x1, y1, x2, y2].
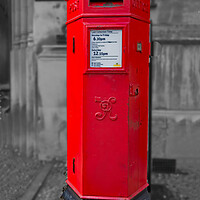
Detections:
[66, 0, 150, 24]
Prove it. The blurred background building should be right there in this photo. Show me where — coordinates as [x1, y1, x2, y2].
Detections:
[0, 0, 67, 160]
[151, 0, 200, 170]
[0, 0, 200, 169]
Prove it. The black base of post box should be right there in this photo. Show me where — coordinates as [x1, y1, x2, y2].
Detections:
[61, 185, 151, 200]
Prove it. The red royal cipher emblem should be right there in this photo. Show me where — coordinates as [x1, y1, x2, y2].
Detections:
[95, 96, 118, 121]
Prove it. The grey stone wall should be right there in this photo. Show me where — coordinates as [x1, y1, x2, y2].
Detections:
[151, 0, 200, 164]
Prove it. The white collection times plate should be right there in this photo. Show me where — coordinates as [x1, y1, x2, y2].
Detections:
[90, 30, 122, 68]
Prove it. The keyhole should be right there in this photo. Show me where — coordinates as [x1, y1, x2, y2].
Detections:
[73, 158, 75, 174]
[135, 88, 139, 95]
[73, 37, 75, 53]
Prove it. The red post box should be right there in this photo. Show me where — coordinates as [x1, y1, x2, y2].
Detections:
[65, 0, 150, 199]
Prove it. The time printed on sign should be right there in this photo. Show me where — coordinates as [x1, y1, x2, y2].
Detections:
[92, 49, 108, 56]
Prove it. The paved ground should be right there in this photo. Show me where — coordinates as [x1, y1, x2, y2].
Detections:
[1, 148, 200, 200]
[35, 166, 200, 200]
[0, 148, 66, 200]
[35, 161, 66, 200]
[151, 184, 177, 200]
[152, 167, 200, 200]
[0, 148, 42, 200]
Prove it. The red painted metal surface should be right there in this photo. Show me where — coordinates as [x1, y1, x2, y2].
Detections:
[66, 0, 150, 199]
